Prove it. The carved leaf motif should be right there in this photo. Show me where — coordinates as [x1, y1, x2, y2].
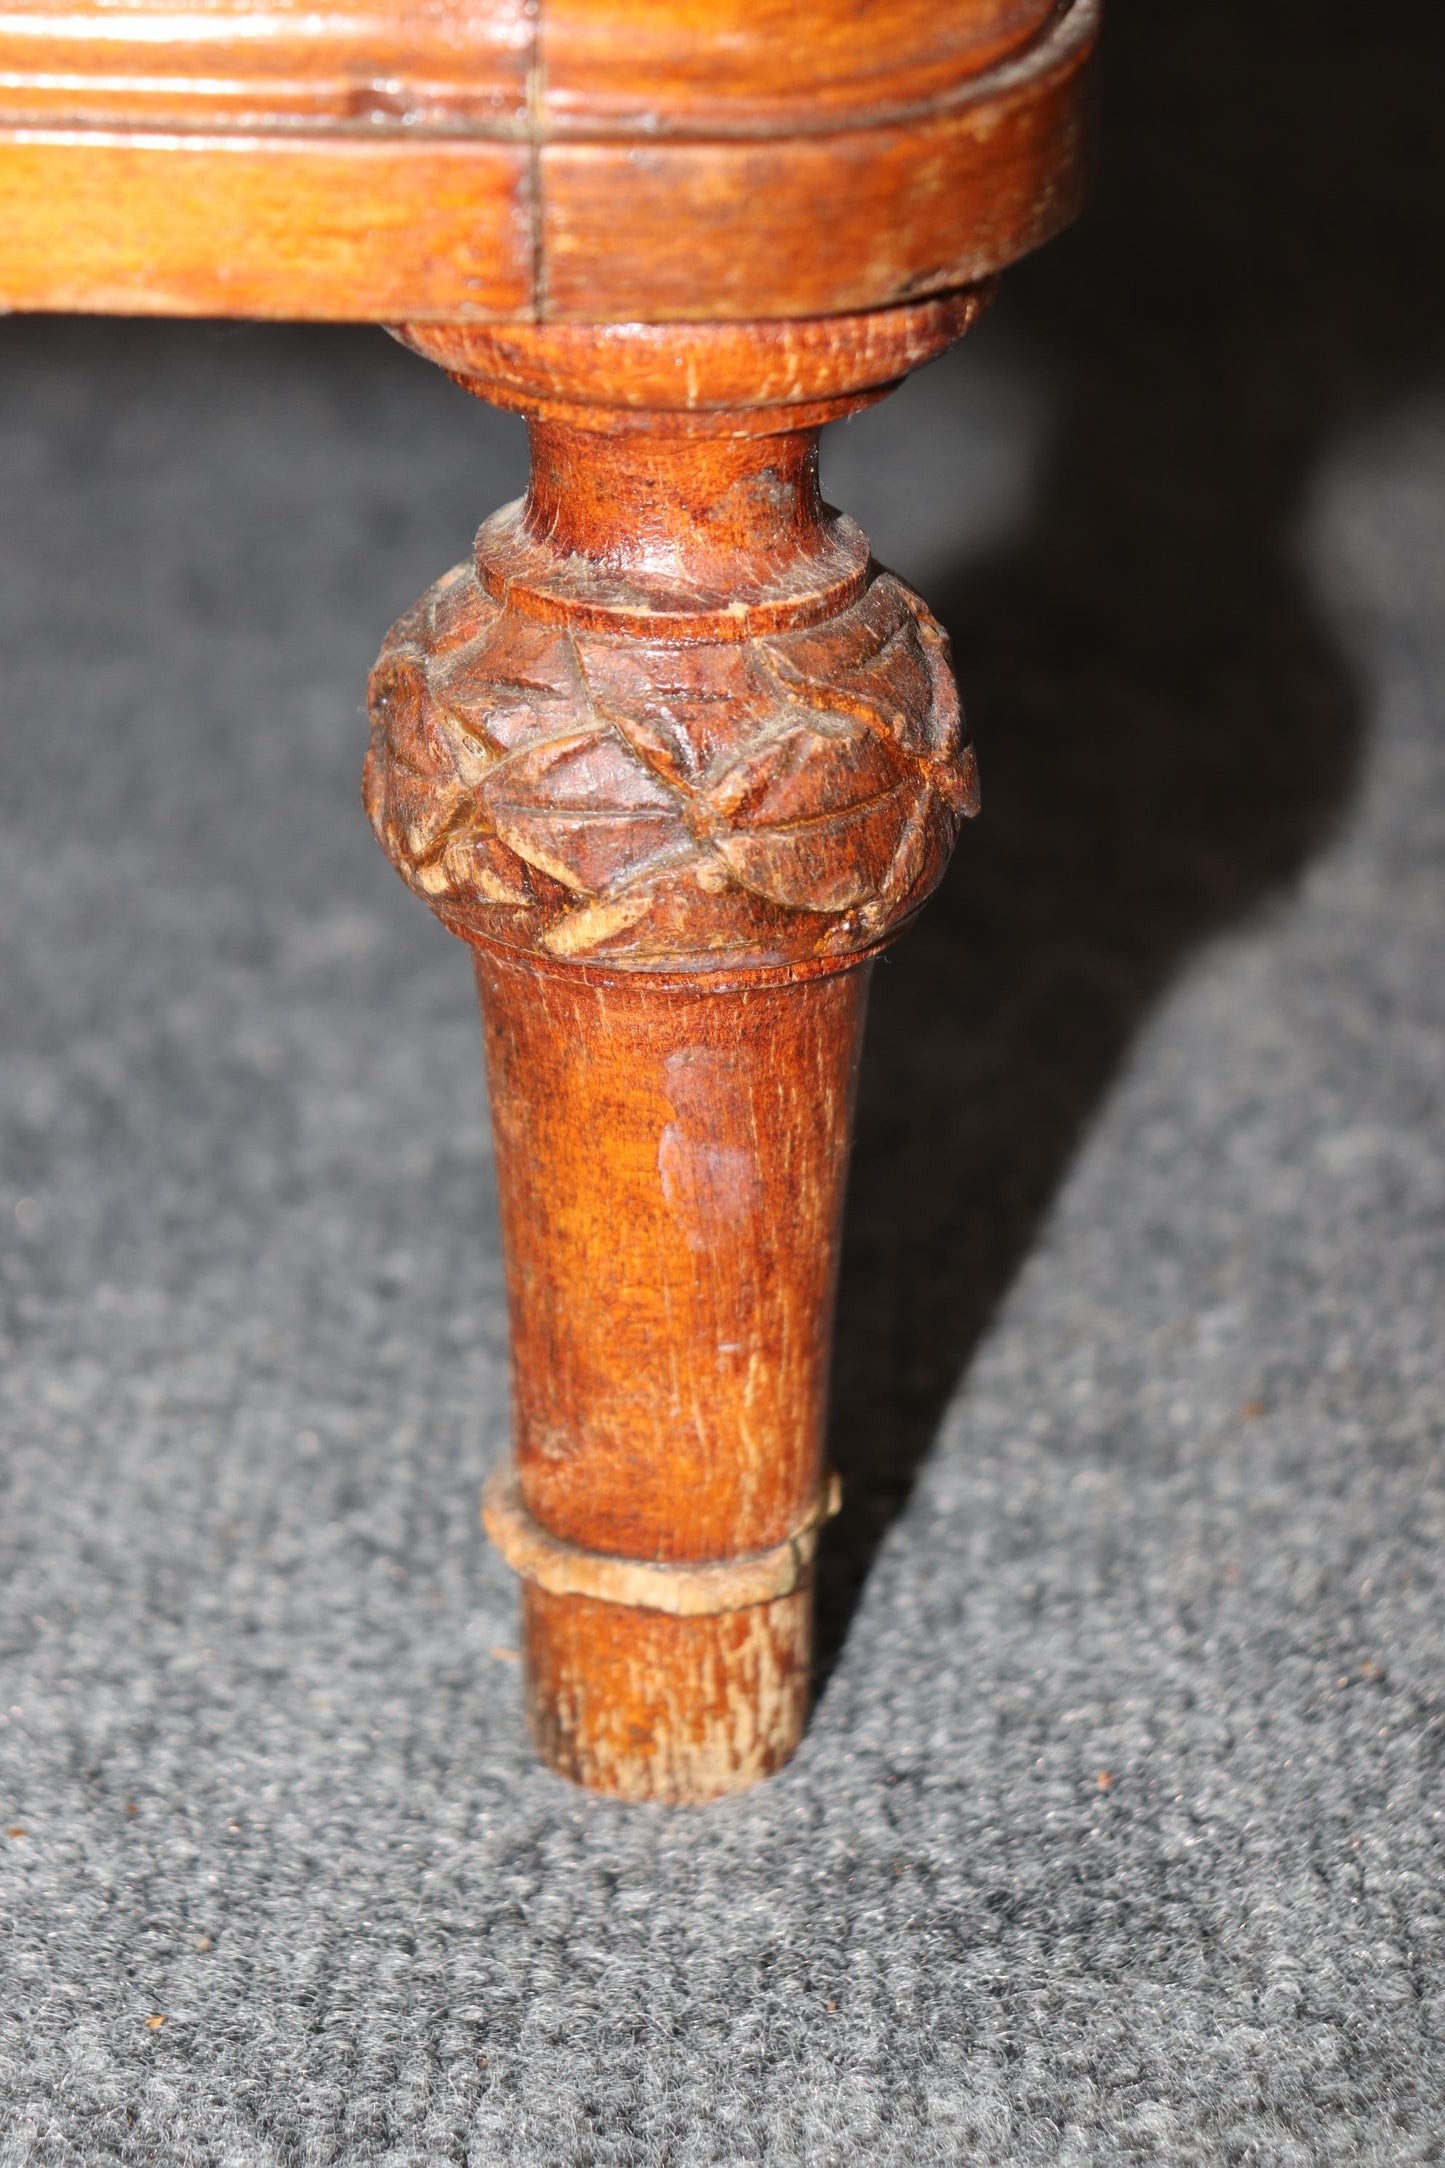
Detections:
[870, 784, 952, 916]
[425, 563, 495, 658]
[483, 728, 693, 897]
[430, 614, 583, 755]
[436, 833, 550, 909]
[365, 650, 474, 864]
[367, 650, 441, 780]
[706, 719, 903, 830]
[767, 574, 964, 769]
[716, 781, 926, 913]
[908, 604, 967, 770]
[542, 892, 653, 957]
[365, 560, 974, 969]
[576, 638, 781, 787]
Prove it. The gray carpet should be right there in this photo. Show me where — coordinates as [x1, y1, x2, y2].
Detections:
[2, 5, 1443, 2160]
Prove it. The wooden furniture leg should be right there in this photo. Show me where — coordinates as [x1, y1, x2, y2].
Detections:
[363, 302, 987, 1800]
[0, 0, 1093, 1803]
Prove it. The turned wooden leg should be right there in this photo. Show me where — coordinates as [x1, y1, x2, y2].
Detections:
[477, 951, 862, 1796]
[363, 299, 985, 1801]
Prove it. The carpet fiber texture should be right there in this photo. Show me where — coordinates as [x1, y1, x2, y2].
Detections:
[1, 5, 1443, 2160]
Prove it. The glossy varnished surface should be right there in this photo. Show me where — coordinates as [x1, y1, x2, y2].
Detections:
[0, 0, 1096, 320]
[478, 952, 867, 1563]
[362, 312, 988, 1797]
[0, 0, 1057, 129]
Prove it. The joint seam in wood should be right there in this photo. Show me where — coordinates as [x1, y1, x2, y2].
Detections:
[483, 1461, 842, 1617]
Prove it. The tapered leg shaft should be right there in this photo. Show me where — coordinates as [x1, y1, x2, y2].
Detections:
[363, 302, 984, 1798]
[478, 950, 866, 1797]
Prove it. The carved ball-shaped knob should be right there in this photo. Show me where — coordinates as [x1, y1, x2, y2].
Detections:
[364, 555, 978, 975]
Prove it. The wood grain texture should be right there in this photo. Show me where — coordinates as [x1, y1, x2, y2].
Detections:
[522, 1584, 813, 1804]
[475, 938, 865, 1802]
[538, 5, 1094, 323]
[477, 951, 866, 1563]
[362, 310, 991, 1798]
[537, 0, 1056, 134]
[0, 131, 532, 319]
[396, 289, 993, 418]
[0, 0, 1096, 320]
[0, 0, 533, 127]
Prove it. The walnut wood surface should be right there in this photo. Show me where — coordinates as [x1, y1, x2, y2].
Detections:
[366, 304, 985, 980]
[540, 0, 1056, 132]
[363, 441, 977, 972]
[1, 2, 1093, 1797]
[0, 0, 533, 126]
[396, 290, 993, 419]
[477, 953, 865, 1562]
[0, 0, 1058, 129]
[0, 135, 532, 319]
[522, 1584, 812, 1803]
[0, 0, 1096, 320]
[360, 308, 991, 1797]
[477, 893, 866, 1803]
[476, 952, 860, 1798]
